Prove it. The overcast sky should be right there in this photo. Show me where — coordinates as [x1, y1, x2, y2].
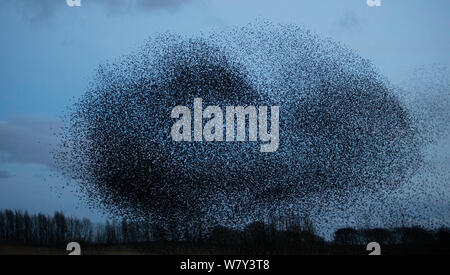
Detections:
[0, 0, 449, 229]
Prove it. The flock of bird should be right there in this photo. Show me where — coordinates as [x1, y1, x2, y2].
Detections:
[54, 22, 448, 233]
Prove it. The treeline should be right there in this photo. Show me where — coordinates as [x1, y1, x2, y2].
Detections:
[332, 226, 450, 254]
[0, 209, 318, 247]
[0, 209, 448, 254]
[334, 227, 450, 246]
[0, 209, 94, 246]
[0, 209, 162, 246]
[197, 223, 449, 254]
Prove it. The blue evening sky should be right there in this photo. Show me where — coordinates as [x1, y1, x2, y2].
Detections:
[0, 0, 449, 230]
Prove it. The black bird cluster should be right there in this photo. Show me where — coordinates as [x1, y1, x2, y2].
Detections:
[55, 23, 423, 231]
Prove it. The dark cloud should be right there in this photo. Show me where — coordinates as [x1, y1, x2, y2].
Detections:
[138, 0, 192, 11]
[0, 118, 62, 167]
[1, 0, 197, 23]
[1, 0, 65, 24]
[0, 170, 12, 179]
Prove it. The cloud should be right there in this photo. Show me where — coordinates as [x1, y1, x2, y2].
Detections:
[1, 0, 197, 23]
[137, 0, 191, 11]
[0, 170, 12, 179]
[0, 117, 62, 167]
[0, 0, 65, 24]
